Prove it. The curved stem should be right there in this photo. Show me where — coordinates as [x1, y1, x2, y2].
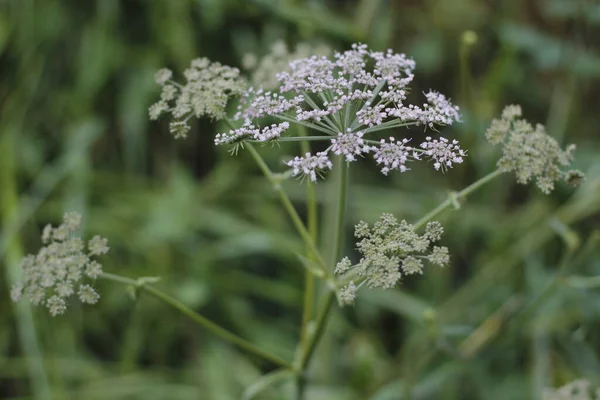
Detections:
[100, 272, 294, 370]
[245, 142, 329, 274]
[414, 169, 504, 230]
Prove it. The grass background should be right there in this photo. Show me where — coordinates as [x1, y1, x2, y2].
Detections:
[1, 0, 599, 398]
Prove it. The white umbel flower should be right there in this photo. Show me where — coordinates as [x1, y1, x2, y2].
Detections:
[330, 131, 371, 162]
[285, 152, 333, 182]
[420, 136, 467, 171]
[11, 212, 109, 316]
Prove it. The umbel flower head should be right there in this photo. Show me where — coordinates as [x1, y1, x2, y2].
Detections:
[11, 212, 109, 316]
[334, 215, 449, 305]
[222, 43, 465, 180]
[486, 105, 583, 194]
[149, 58, 246, 138]
[150, 43, 466, 180]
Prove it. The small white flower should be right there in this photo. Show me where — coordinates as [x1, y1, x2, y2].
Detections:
[149, 100, 168, 120]
[47, 296, 67, 316]
[154, 68, 173, 85]
[41, 224, 53, 244]
[420, 91, 461, 126]
[401, 256, 423, 275]
[419, 136, 467, 171]
[78, 284, 100, 304]
[85, 261, 103, 279]
[338, 281, 357, 306]
[356, 104, 387, 127]
[285, 152, 332, 182]
[334, 257, 353, 275]
[169, 121, 191, 139]
[254, 122, 290, 142]
[10, 282, 23, 302]
[372, 137, 412, 175]
[428, 246, 450, 267]
[330, 131, 370, 162]
[88, 236, 109, 256]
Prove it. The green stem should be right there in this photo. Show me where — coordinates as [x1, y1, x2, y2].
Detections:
[250, 136, 332, 143]
[330, 158, 349, 267]
[362, 120, 418, 135]
[99, 272, 293, 370]
[299, 291, 335, 370]
[275, 115, 335, 135]
[245, 142, 329, 274]
[296, 159, 349, 399]
[414, 169, 504, 230]
[298, 126, 318, 344]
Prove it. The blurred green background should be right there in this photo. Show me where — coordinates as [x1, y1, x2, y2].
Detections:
[1, 0, 599, 399]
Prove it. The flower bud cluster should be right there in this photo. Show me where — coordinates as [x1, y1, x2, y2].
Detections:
[334, 215, 448, 305]
[486, 105, 583, 194]
[149, 58, 246, 138]
[11, 212, 109, 316]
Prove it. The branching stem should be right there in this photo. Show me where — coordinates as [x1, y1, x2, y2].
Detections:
[414, 169, 504, 230]
[100, 272, 294, 370]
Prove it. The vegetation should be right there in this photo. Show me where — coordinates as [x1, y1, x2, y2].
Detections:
[1, 1, 599, 399]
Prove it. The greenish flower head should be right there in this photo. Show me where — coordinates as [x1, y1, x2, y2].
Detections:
[335, 215, 448, 305]
[486, 105, 583, 194]
[149, 58, 247, 138]
[11, 212, 109, 316]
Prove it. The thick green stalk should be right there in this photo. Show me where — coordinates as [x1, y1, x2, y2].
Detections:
[298, 126, 319, 344]
[414, 169, 504, 230]
[100, 272, 293, 370]
[330, 159, 349, 267]
[299, 291, 335, 371]
[296, 159, 348, 399]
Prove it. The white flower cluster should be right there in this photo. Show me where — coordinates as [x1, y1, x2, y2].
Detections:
[372, 137, 412, 175]
[214, 122, 290, 146]
[150, 43, 466, 180]
[11, 212, 109, 316]
[419, 136, 467, 171]
[334, 215, 448, 305]
[285, 152, 333, 182]
[330, 131, 370, 162]
[486, 105, 582, 194]
[220, 43, 464, 181]
[149, 58, 246, 139]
